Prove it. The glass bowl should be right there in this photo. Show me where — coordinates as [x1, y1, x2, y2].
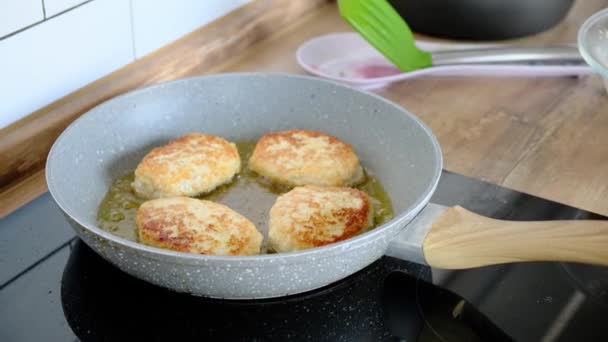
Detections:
[578, 8, 608, 92]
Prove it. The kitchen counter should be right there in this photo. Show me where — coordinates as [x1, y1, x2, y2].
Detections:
[216, 1, 608, 216]
[3, 3, 608, 340]
[1, 0, 608, 216]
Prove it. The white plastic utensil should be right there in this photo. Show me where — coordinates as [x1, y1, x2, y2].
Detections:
[297, 33, 593, 89]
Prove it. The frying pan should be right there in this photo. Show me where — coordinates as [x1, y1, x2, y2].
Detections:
[46, 73, 608, 299]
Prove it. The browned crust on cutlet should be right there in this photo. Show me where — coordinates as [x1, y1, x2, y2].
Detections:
[136, 197, 262, 256]
[248, 129, 362, 187]
[269, 186, 373, 252]
[133, 132, 240, 198]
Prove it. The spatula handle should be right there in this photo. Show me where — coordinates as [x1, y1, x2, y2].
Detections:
[422, 206, 608, 269]
[432, 46, 584, 66]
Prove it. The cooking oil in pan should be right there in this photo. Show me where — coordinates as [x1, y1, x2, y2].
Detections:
[97, 142, 394, 253]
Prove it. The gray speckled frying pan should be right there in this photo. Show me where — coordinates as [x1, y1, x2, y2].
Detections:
[47, 73, 608, 299]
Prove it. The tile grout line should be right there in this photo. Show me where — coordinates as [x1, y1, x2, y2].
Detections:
[0, 0, 96, 41]
[41, 0, 47, 19]
[0, 19, 46, 41]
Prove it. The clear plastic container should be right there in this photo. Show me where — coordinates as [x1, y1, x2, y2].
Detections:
[578, 8, 608, 93]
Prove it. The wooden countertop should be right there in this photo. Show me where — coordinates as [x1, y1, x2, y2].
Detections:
[2, 0, 608, 217]
[218, 1, 608, 215]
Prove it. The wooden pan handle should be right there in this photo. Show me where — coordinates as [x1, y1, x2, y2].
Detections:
[422, 206, 608, 269]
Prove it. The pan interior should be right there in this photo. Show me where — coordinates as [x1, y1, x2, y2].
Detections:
[47, 73, 441, 250]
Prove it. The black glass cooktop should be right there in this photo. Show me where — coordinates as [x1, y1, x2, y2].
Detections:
[2, 171, 608, 341]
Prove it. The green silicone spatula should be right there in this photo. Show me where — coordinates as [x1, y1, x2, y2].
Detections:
[338, 0, 432, 71]
[338, 0, 583, 72]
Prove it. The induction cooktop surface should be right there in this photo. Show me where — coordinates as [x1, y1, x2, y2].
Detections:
[1, 171, 607, 341]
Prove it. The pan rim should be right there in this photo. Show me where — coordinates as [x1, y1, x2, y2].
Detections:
[46, 72, 442, 263]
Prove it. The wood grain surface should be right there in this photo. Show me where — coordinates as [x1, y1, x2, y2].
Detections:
[2, 0, 608, 218]
[423, 206, 608, 269]
[221, 0, 608, 216]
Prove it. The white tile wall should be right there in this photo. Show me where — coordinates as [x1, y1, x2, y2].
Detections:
[44, 0, 89, 17]
[0, 0, 250, 129]
[0, 0, 133, 128]
[0, 0, 44, 37]
[131, 0, 251, 58]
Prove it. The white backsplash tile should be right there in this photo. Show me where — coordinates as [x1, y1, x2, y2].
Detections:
[0, 0, 250, 128]
[0, 0, 134, 128]
[131, 0, 251, 58]
[0, 0, 44, 37]
[44, 0, 89, 17]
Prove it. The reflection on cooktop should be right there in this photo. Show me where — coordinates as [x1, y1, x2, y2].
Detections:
[63, 240, 509, 341]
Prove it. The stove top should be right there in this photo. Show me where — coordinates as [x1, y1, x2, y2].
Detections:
[2, 171, 608, 341]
